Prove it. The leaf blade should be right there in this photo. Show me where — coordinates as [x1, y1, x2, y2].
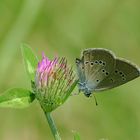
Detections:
[21, 44, 38, 81]
[0, 88, 35, 108]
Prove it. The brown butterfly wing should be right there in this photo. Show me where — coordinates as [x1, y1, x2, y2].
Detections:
[83, 48, 116, 91]
[95, 58, 140, 91]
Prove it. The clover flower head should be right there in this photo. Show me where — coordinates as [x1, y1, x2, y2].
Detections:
[34, 52, 77, 112]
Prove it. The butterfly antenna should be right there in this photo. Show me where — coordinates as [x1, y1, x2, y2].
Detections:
[93, 94, 98, 106]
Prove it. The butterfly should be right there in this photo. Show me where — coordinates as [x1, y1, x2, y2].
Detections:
[75, 48, 140, 98]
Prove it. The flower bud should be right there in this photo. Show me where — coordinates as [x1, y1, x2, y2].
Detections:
[33, 53, 77, 112]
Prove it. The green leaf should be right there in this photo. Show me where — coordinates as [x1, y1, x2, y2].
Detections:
[74, 132, 81, 140]
[21, 44, 38, 81]
[0, 88, 35, 108]
[62, 80, 78, 104]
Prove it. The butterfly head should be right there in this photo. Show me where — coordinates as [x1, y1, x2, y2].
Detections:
[84, 93, 91, 97]
[78, 81, 93, 97]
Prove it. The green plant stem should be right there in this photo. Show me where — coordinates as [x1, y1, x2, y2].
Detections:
[44, 111, 61, 140]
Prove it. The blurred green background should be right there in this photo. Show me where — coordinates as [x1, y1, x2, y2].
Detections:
[0, 0, 140, 140]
